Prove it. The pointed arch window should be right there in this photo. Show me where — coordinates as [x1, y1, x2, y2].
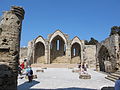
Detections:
[57, 40, 60, 50]
[73, 48, 76, 56]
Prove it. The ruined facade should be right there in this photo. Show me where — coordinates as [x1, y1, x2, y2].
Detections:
[19, 47, 27, 62]
[0, 6, 24, 90]
[26, 29, 120, 73]
[96, 34, 120, 72]
[27, 30, 96, 68]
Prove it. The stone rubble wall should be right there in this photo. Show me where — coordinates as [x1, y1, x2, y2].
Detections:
[0, 6, 24, 90]
[19, 47, 27, 61]
[27, 40, 34, 64]
[84, 45, 96, 69]
[96, 34, 120, 72]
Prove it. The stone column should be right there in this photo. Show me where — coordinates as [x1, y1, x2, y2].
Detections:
[66, 40, 71, 63]
[27, 41, 34, 64]
[0, 6, 24, 90]
[81, 45, 84, 63]
[45, 41, 48, 64]
[48, 42, 51, 64]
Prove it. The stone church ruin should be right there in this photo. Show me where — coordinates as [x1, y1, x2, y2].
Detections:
[26, 27, 120, 74]
[0, 6, 24, 90]
[27, 30, 96, 68]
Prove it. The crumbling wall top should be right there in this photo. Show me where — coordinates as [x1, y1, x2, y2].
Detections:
[11, 6, 25, 20]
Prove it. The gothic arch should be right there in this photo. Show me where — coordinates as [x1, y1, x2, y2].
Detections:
[98, 45, 111, 72]
[71, 36, 82, 45]
[34, 36, 46, 63]
[49, 30, 67, 45]
[34, 35, 46, 45]
[49, 30, 67, 63]
[71, 36, 82, 63]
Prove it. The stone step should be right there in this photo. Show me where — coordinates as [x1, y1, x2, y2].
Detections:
[115, 71, 120, 74]
[71, 56, 81, 64]
[111, 73, 120, 77]
[105, 76, 116, 82]
[105, 71, 120, 82]
[32, 64, 77, 68]
[52, 56, 68, 63]
[107, 74, 119, 80]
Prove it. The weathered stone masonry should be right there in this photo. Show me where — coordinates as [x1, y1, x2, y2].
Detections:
[0, 6, 24, 90]
[96, 34, 120, 72]
[27, 30, 96, 69]
[27, 29, 120, 73]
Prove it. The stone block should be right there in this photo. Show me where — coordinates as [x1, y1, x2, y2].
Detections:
[72, 69, 80, 73]
[79, 73, 91, 79]
[36, 69, 44, 72]
[42, 67, 47, 69]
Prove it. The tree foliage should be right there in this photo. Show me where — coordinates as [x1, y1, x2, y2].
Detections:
[110, 26, 120, 36]
[85, 37, 98, 45]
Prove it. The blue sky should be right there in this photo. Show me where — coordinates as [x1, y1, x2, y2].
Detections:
[0, 0, 120, 47]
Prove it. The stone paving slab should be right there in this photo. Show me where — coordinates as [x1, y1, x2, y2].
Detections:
[18, 68, 114, 90]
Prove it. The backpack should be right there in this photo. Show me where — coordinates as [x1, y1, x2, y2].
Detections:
[30, 69, 33, 75]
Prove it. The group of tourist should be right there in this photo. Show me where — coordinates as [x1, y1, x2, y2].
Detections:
[77, 62, 120, 90]
[78, 62, 88, 74]
[18, 59, 33, 82]
[26, 65, 33, 82]
[18, 60, 120, 88]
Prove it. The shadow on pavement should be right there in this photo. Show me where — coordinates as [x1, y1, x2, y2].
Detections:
[18, 80, 115, 90]
[18, 80, 40, 90]
[29, 87, 97, 90]
[101, 86, 114, 90]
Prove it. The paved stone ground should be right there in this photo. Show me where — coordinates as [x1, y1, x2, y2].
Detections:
[17, 68, 114, 90]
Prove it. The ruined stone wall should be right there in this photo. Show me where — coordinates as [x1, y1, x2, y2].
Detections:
[96, 34, 120, 72]
[0, 6, 24, 90]
[27, 30, 97, 66]
[20, 47, 27, 60]
[84, 45, 96, 69]
[27, 40, 34, 64]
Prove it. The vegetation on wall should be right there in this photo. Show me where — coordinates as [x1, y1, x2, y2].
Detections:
[110, 26, 120, 36]
[85, 37, 98, 45]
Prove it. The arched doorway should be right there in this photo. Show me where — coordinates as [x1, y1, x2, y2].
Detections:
[50, 35, 66, 63]
[98, 45, 111, 72]
[71, 42, 81, 63]
[34, 42, 45, 63]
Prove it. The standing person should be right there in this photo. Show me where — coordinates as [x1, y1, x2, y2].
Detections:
[82, 62, 87, 71]
[24, 58, 28, 69]
[18, 65, 22, 75]
[20, 62, 25, 69]
[115, 77, 120, 90]
[78, 63, 81, 69]
[78, 63, 81, 72]
[26, 66, 33, 82]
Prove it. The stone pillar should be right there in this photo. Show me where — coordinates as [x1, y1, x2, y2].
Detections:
[96, 58, 100, 71]
[66, 40, 71, 63]
[114, 35, 120, 70]
[45, 41, 49, 64]
[27, 40, 34, 64]
[0, 6, 24, 90]
[48, 42, 51, 64]
[81, 45, 84, 63]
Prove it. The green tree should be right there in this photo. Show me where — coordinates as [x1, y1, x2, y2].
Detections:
[88, 37, 98, 45]
[84, 40, 89, 45]
[110, 26, 120, 36]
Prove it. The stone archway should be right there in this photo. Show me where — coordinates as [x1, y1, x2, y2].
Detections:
[34, 42, 45, 63]
[71, 42, 81, 64]
[98, 45, 112, 72]
[50, 35, 66, 63]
